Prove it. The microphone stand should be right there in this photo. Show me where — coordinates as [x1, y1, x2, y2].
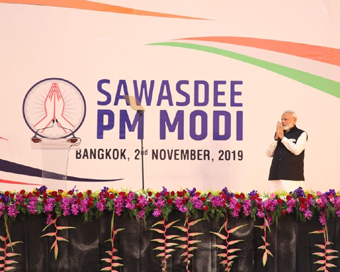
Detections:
[138, 110, 145, 190]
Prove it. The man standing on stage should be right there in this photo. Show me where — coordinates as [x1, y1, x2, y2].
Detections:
[266, 110, 308, 192]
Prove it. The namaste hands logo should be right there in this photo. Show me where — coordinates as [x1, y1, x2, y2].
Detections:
[23, 78, 86, 139]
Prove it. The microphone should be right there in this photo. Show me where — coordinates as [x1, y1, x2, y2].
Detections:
[55, 120, 81, 145]
[31, 119, 56, 143]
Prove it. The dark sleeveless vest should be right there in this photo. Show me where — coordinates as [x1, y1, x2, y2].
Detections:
[268, 126, 307, 181]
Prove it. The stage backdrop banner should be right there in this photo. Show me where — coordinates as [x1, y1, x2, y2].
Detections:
[0, 0, 339, 193]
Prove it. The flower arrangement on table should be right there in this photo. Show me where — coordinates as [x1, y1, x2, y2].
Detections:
[0, 186, 339, 271]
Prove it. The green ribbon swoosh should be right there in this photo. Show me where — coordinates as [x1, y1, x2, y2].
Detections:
[149, 42, 340, 99]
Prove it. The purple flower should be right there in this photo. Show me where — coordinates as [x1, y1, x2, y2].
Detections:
[248, 190, 258, 197]
[28, 197, 38, 214]
[319, 212, 327, 225]
[242, 199, 252, 216]
[36, 185, 47, 193]
[96, 200, 105, 212]
[7, 204, 19, 217]
[44, 197, 55, 213]
[152, 208, 162, 217]
[161, 186, 168, 196]
[189, 195, 203, 209]
[101, 187, 109, 194]
[71, 203, 80, 215]
[46, 213, 53, 225]
[292, 187, 305, 197]
[186, 188, 197, 197]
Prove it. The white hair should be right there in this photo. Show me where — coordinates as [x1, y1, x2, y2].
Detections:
[283, 110, 297, 119]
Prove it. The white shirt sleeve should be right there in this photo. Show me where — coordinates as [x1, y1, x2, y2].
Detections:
[281, 131, 307, 155]
[266, 140, 278, 157]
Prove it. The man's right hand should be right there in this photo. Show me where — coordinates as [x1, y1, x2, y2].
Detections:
[275, 121, 284, 140]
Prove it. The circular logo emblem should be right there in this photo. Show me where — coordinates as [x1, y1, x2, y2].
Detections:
[23, 78, 86, 139]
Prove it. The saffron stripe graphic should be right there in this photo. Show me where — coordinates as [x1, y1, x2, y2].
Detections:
[149, 42, 340, 99]
[0, 179, 40, 186]
[180, 37, 340, 67]
[0, 159, 123, 183]
[0, 0, 206, 20]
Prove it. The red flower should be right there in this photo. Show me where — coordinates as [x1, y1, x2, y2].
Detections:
[164, 192, 169, 197]
[177, 191, 184, 197]
[77, 192, 83, 198]
[147, 191, 153, 196]
[299, 197, 306, 204]
[282, 210, 287, 216]
[155, 192, 161, 198]
[167, 199, 173, 205]
[239, 193, 245, 200]
[286, 195, 292, 201]
[277, 198, 284, 204]
[87, 190, 92, 196]
[202, 205, 208, 212]
[200, 196, 206, 202]
[236, 203, 242, 209]
[170, 191, 175, 196]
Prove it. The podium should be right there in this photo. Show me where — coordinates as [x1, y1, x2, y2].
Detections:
[31, 137, 80, 191]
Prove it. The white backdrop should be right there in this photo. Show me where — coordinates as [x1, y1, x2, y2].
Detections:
[0, 0, 339, 193]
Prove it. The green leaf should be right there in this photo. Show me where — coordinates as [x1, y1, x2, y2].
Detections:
[210, 232, 227, 240]
[188, 240, 201, 245]
[40, 233, 55, 238]
[188, 218, 204, 227]
[150, 228, 165, 234]
[188, 247, 198, 252]
[313, 252, 326, 257]
[309, 230, 325, 235]
[166, 235, 179, 240]
[56, 226, 76, 231]
[217, 253, 228, 258]
[174, 237, 188, 242]
[228, 224, 248, 234]
[314, 244, 326, 249]
[112, 263, 124, 267]
[325, 263, 337, 267]
[56, 237, 69, 242]
[165, 219, 180, 229]
[262, 251, 268, 266]
[213, 245, 227, 250]
[177, 245, 187, 249]
[6, 253, 21, 258]
[152, 220, 165, 227]
[173, 226, 187, 232]
[266, 249, 273, 257]
[100, 258, 111, 263]
[228, 248, 241, 253]
[189, 232, 204, 237]
[151, 239, 165, 244]
[165, 243, 178, 247]
[229, 240, 244, 245]
[326, 249, 338, 254]
[326, 256, 338, 260]
[153, 246, 166, 251]
[113, 228, 125, 235]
